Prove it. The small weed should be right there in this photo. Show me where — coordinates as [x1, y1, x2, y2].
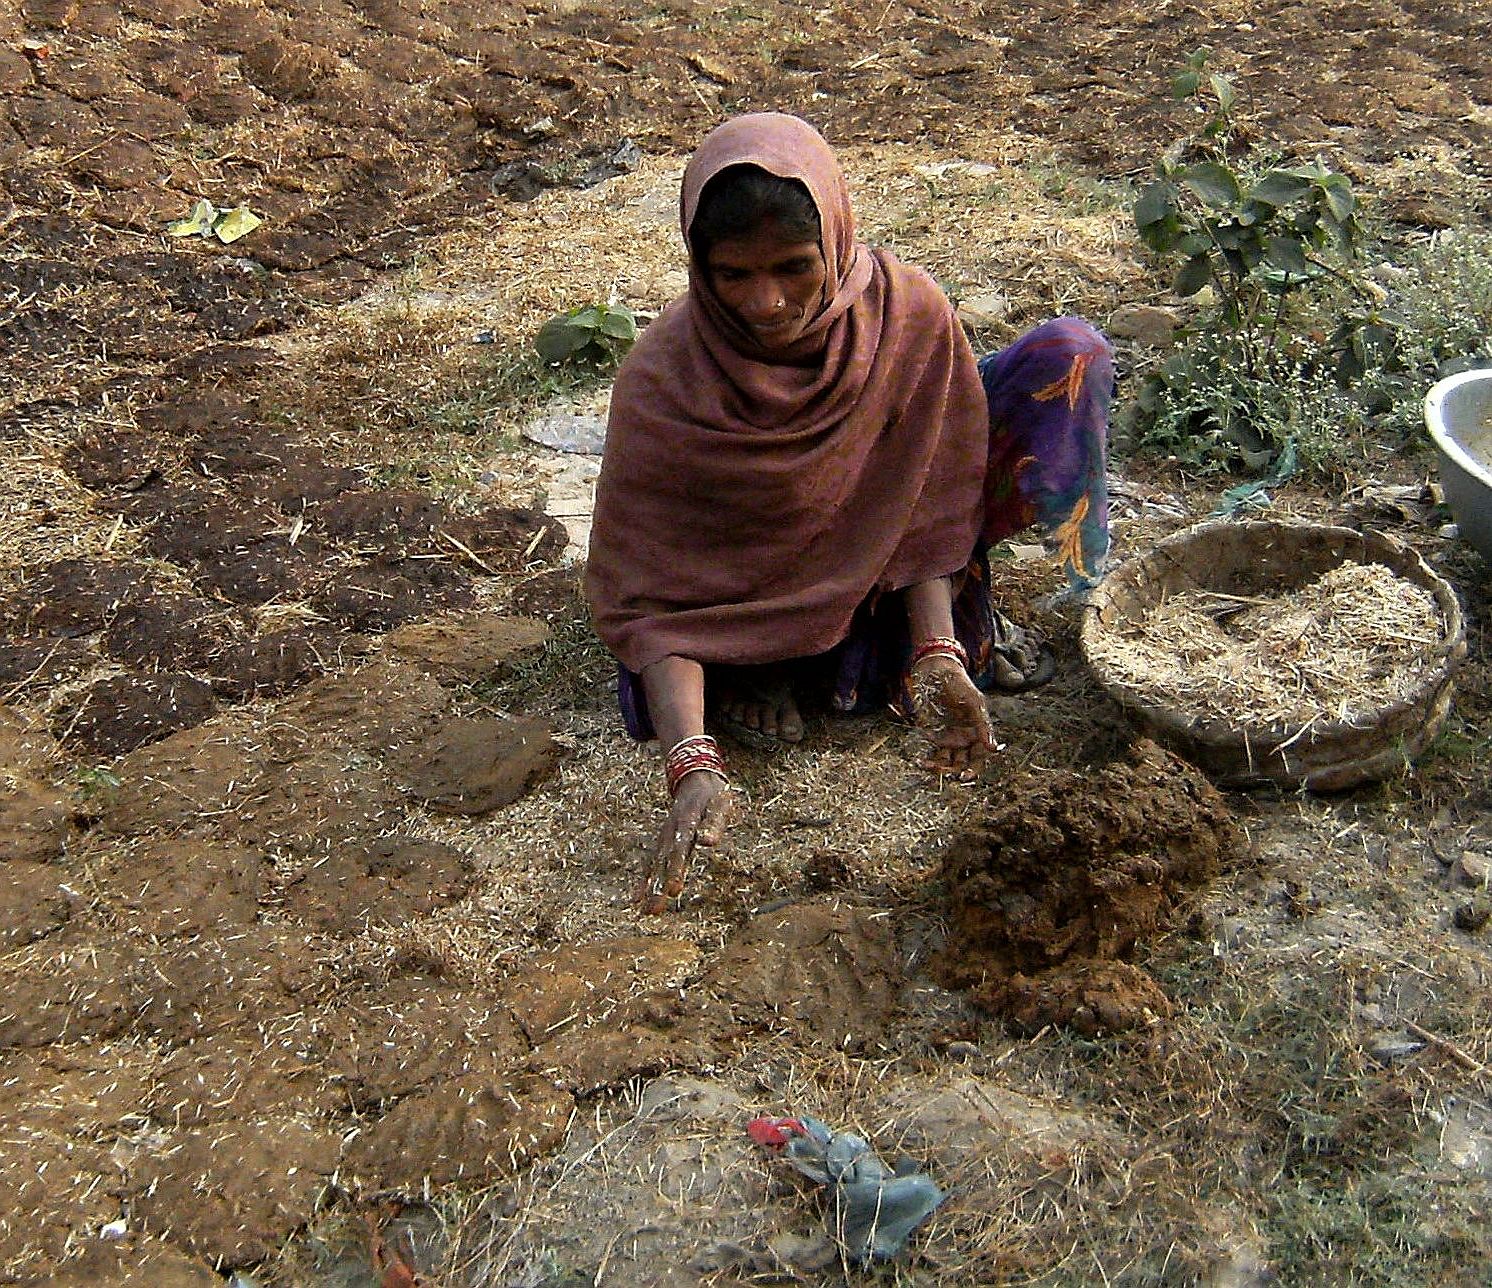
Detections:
[1418, 712, 1492, 768]
[76, 765, 122, 799]
[1124, 329, 1371, 472]
[533, 301, 637, 375]
[472, 602, 613, 717]
[476, 300, 637, 427]
[1030, 164, 1132, 218]
[418, 394, 500, 437]
[974, 162, 1130, 220]
[484, 345, 587, 405]
[1358, 227, 1492, 438]
[1269, 1170, 1484, 1286]
[361, 450, 486, 501]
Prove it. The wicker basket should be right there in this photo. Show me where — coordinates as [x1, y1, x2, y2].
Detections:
[1080, 520, 1467, 791]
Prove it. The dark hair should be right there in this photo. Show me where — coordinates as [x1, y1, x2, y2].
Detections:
[689, 164, 821, 260]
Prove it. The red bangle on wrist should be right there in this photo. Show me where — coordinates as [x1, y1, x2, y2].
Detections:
[664, 733, 729, 797]
[907, 636, 968, 675]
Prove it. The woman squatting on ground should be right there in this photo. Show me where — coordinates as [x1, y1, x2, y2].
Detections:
[585, 113, 1113, 911]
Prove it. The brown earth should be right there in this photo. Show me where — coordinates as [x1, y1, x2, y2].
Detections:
[2, 0, 1490, 1282]
[383, 613, 551, 684]
[4, 0, 1488, 429]
[0, 708, 72, 862]
[390, 714, 559, 814]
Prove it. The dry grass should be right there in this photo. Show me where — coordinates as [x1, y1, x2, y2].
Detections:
[412, 704, 978, 963]
[0, 451, 143, 582]
[439, 1054, 1163, 1287]
[296, 588, 1489, 1288]
[1087, 560, 1449, 727]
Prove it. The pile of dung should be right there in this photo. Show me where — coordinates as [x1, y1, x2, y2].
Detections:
[936, 740, 1243, 1035]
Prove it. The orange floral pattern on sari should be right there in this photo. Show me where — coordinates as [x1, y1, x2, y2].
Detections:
[1051, 493, 1093, 581]
[1032, 349, 1096, 411]
[982, 320, 1112, 589]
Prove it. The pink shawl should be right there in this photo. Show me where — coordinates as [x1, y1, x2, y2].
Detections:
[585, 113, 989, 674]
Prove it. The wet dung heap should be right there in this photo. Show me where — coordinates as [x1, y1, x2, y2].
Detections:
[937, 740, 1243, 1035]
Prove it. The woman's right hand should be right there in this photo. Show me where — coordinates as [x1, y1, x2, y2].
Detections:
[902, 579, 996, 777]
[639, 769, 735, 914]
[637, 654, 734, 913]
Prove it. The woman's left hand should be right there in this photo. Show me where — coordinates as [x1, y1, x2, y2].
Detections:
[909, 653, 997, 775]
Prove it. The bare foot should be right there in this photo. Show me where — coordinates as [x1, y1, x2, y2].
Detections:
[712, 666, 804, 747]
[909, 654, 996, 775]
[987, 611, 1056, 693]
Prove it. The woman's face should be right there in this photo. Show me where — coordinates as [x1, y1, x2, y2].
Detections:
[704, 219, 826, 350]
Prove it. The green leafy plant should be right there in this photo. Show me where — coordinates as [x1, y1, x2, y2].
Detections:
[1169, 46, 1239, 141]
[533, 302, 638, 373]
[1126, 50, 1398, 470]
[1135, 156, 1361, 344]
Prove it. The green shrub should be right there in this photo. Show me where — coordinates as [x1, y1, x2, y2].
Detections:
[1128, 332, 1368, 475]
[1358, 229, 1492, 438]
[1124, 50, 1393, 472]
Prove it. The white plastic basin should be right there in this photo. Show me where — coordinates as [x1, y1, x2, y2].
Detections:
[1425, 367, 1492, 563]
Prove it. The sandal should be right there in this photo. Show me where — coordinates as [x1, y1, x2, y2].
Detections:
[984, 611, 1056, 694]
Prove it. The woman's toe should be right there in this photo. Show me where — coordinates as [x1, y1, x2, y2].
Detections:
[990, 652, 1026, 689]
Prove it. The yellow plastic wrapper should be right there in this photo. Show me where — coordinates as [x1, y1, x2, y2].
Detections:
[212, 206, 263, 244]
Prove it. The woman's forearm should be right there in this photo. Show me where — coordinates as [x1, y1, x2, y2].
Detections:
[904, 576, 956, 644]
[639, 654, 707, 750]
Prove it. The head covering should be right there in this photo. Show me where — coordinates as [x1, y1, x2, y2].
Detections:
[585, 113, 989, 675]
[677, 112, 872, 364]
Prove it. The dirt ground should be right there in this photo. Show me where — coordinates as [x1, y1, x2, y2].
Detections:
[3, 0, 1492, 1284]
